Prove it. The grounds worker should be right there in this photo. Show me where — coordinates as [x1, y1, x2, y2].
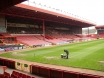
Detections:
[64, 49, 69, 59]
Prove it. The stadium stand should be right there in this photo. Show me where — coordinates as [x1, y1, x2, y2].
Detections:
[100, 33, 104, 38]
[16, 35, 52, 47]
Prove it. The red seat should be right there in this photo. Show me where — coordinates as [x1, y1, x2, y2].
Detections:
[19, 73, 23, 77]
[4, 72, 10, 77]
[3, 75, 11, 78]
[12, 75, 18, 78]
[11, 74, 15, 78]
[0, 74, 4, 78]
[12, 71, 16, 75]
[22, 74, 27, 78]
[27, 75, 32, 78]
[11, 71, 20, 78]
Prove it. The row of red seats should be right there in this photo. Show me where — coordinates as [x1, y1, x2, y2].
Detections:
[31, 65, 104, 78]
[0, 71, 35, 78]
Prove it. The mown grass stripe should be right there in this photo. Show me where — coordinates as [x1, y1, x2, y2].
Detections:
[70, 42, 104, 59]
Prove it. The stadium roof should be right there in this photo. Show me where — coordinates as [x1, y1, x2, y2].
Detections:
[0, 2, 96, 27]
[0, 0, 26, 11]
[95, 25, 104, 28]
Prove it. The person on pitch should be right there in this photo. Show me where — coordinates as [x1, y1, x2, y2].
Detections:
[64, 49, 69, 59]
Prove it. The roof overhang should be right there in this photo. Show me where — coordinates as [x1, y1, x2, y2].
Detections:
[0, 0, 27, 11]
[0, 3, 96, 27]
[95, 25, 104, 28]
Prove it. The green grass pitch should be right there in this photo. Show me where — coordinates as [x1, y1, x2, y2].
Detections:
[0, 39, 104, 71]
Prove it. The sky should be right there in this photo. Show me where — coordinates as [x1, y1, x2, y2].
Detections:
[22, 0, 104, 26]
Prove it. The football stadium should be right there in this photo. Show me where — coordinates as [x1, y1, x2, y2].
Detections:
[0, 0, 104, 78]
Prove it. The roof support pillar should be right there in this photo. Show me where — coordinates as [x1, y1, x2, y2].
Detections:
[88, 27, 89, 35]
[42, 20, 45, 40]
